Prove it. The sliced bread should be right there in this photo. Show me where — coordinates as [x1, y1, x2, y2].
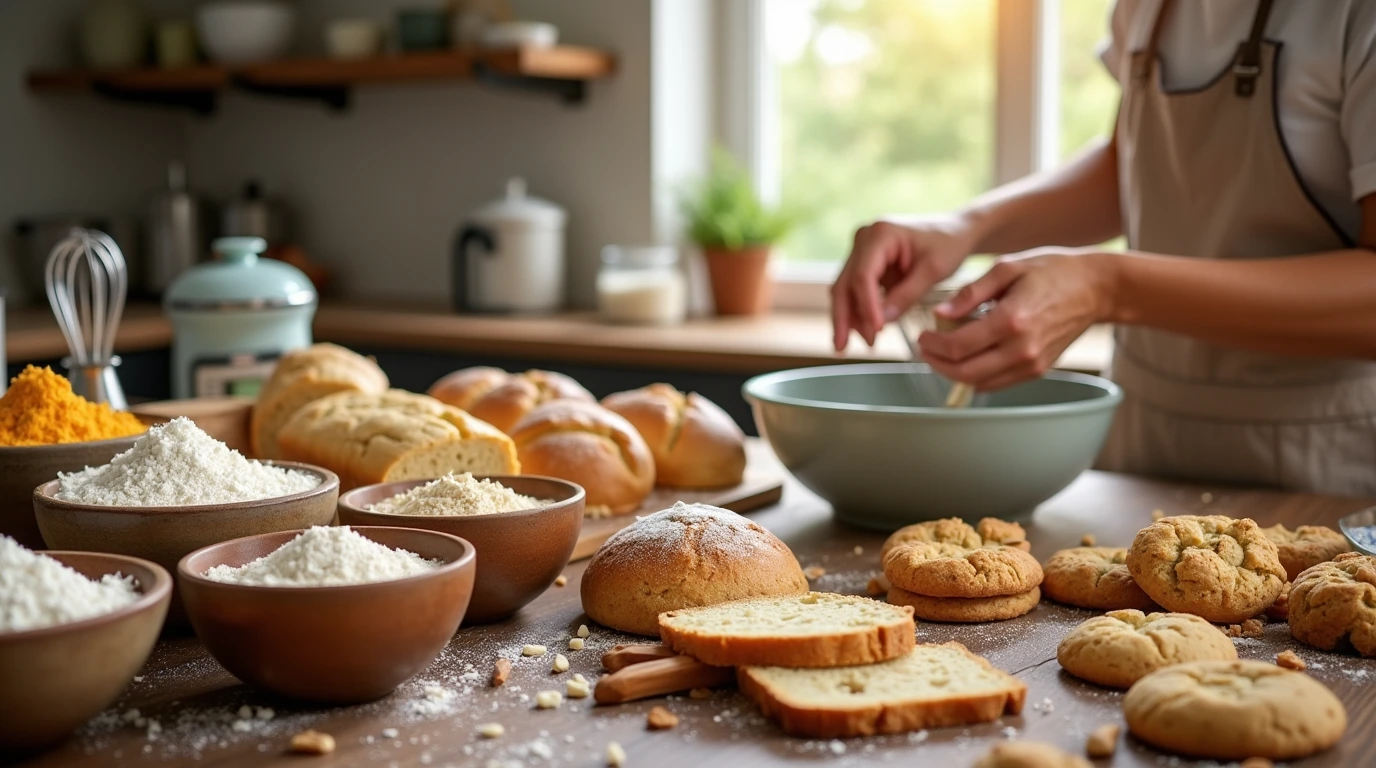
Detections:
[738, 642, 1027, 738]
[657, 592, 916, 668]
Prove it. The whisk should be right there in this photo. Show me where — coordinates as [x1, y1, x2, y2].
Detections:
[44, 228, 129, 410]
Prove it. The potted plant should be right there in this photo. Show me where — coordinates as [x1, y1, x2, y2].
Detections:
[680, 149, 794, 316]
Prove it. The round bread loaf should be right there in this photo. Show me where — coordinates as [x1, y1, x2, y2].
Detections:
[581, 502, 809, 636]
[509, 400, 655, 516]
[251, 343, 389, 459]
[428, 367, 594, 433]
[602, 384, 746, 489]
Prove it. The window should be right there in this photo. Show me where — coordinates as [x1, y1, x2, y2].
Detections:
[727, 0, 1120, 286]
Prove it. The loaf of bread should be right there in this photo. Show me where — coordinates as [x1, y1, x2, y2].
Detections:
[276, 389, 519, 490]
[251, 343, 389, 459]
[428, 367, 594, 434]
[509, 399, 654, 516]
[581, 502, 809, 636]
[602, 384, 746, 488]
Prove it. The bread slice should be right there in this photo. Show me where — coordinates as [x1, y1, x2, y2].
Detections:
[276, 389, 519, 489]
[252, 344, 389, 459]
[738, 642, 1027, 738]
[657, 592, 916, 668]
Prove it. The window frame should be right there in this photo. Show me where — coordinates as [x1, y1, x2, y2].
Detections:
[720, 0, 1069, 310]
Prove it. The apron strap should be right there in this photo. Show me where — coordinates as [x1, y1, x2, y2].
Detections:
[1233, 0, 1276, 97]
[1132, 0, 1175, 85]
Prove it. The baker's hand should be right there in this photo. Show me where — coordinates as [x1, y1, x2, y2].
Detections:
[831, 215, 977, 351]
[918, 249, 1119, 391]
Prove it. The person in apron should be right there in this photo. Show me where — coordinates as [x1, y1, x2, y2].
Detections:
[830, 0, 1376, 496]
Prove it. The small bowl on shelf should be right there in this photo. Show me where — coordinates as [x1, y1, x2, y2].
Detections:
[337, 476, 584, 624]
[178, 526, 476, 704]
[196, 1, 295, 64]
[1339, 507, 1376, 557]
[325, 18, 384, 60]
[32, 463, 339, 629]
[0, 552, 171, 754]
[480, 21, 559, 49]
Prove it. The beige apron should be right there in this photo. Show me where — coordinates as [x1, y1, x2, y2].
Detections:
[1097, 0, 1376, 495]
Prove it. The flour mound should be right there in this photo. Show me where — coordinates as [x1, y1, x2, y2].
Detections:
[203, 526, 441, 587]
[0, 535, 140, 632]
[370, 473, 550, 517]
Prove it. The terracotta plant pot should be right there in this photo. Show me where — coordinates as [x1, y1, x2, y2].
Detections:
[704, 246, 772, 316]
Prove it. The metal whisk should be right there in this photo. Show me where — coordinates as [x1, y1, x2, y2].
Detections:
[44, 228, 129, 410]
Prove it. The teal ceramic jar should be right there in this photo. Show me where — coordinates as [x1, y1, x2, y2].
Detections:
[164, 237, 315, 399]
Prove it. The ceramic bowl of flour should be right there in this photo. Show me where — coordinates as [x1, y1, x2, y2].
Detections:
[0, 551, 171, 754]
[338, 475, 584, 624]
[178, 526, 476, 704]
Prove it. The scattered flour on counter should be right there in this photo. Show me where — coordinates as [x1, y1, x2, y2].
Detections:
[203, 526, 439, 586]
[370, 473, 550, 516]
[0, 535, 139, 632]
[58, 417, 318, 506]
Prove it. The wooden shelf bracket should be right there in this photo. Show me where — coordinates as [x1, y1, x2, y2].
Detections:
[89, 81, 218, 115]
[472, 62, 588, 105]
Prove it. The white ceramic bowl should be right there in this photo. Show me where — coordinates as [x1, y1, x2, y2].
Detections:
[480, 21, 558, 49]
[196, 1, 295, 64]
[325, 18, 382, 60]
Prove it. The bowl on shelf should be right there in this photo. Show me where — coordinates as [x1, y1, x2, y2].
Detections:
[0, 417, 165, 550]
[479, 21, 558, 49]
[337, 476, 584, 624]
[1339, 507, 1376, 557]
[743, 363, 1122, 531]
[0, 552, 171, 754]
[396, 8, 451, 52]
[32, 463, 339, 629]
[178, 526, 476, 704]
[196, 1, 295, 64]
[325, 18, 383, 60]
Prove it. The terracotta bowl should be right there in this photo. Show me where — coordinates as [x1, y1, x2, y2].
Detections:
[337, 475, 584, 624]
[0, 417, 165, 549]
[177, 526, 476, 704]
[32, 462, 339, 629]
[0, 552, 171, 754]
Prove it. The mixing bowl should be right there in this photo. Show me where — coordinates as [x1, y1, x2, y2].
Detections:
[0, 552, 171, 754]
[178, 527, 475, 704]
[743, 364, 1121, 530]
[337, 475, 583, 624]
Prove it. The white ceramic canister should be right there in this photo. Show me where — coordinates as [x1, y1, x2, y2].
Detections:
[452, 178, 567, 313]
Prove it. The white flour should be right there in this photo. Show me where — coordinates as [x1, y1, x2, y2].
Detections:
[370, 473, 549, 517]
[0, 535, 139, 632]
[57, 417, 319, 507]
[203, 526, 440, 587]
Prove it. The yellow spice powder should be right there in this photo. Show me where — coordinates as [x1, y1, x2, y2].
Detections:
[0, 366, 146, 447]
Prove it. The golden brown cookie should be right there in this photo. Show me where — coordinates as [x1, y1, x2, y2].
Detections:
[1264, 581, 1291, 621]
[1041, 547, 1158, 612]
[976, 518, 1031, 552]
[972, 741, 1091, 768]
[1126, 515, 1286, 624]
[1287, 552, 1376, 657]
[880, 518, 983, 559]
[1123, 660, 1347, 761]
[1057, 609, 1237, 688]
[887, 586, 1040, 623]
[883, 542, 1043, 599]
[1260, 523, 1351, 581]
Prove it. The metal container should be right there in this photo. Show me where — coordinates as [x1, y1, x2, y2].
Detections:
[221, 180, 291, 246]
[145, 161, 205, 297]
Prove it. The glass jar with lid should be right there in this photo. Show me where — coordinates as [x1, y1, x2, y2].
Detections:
[596, 245, 687, 325]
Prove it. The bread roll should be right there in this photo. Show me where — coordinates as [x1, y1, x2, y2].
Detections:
[429, 367, 595, 434]
[581, 502, 809, 636]
[509, 400, 654, 517]
[251, 344, 388, 459]
[277, 389, 519, 490]
[603, 384, 746, 488]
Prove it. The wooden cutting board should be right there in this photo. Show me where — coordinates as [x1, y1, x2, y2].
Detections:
[569, 439, 786, 562]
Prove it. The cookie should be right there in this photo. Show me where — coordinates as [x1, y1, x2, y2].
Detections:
[1287, 552, 1376, 657]
[1123, 660, 1347, 760]
[1260, 523, 1351, 581]
[880, 517, 1028, 560]
[1057, 609, 1237, 688]
[883, 542, 1043, 599]
[1041, 547, 1158, 612]
[1264, 580, 1291, 621]
[972, 741, 1091, 768]
[887, 586, 1040, 623]
[976, 518, 1031, 552]
[1125, 515, 1286, 623]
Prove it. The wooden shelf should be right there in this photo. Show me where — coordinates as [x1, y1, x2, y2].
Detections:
[26, 46, 617, 113]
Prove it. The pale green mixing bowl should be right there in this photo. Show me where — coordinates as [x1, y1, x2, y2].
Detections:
[743, 364, 1122, 531]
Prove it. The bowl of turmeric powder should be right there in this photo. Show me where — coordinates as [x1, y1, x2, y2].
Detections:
[0, 366, 160, 548]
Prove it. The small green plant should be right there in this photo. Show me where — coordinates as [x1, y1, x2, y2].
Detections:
[680, 148, 795, 251]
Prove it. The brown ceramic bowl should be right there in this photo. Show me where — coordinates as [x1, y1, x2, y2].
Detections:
[0, 417, 165, 549]
[32, 462, 339, 629]
[337, 475, 584, 624]
[0, 552, 171, 754]
[177, 526, 475, 704]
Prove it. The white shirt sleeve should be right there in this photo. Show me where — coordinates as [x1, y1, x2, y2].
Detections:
[1344, 0, 1376, 202]
[1098, 0, 1136, 85]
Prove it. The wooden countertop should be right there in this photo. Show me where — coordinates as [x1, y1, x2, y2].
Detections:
[5, 302, 1114, 375]
[20, 456, 1375, 768]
